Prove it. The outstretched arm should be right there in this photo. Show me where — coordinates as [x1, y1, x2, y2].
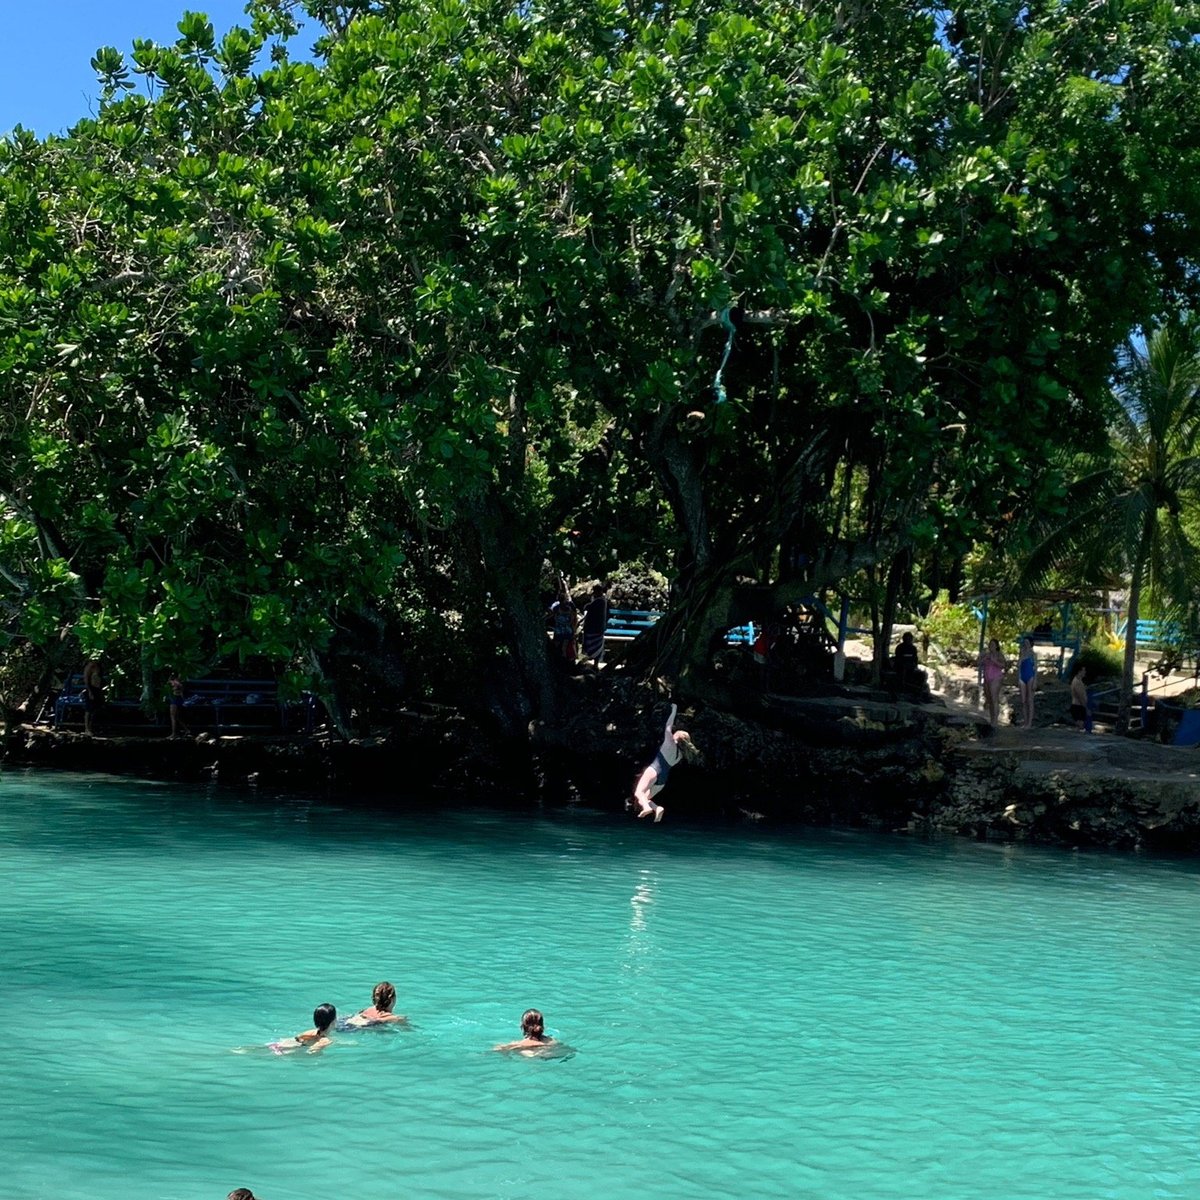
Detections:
[660, 704, 677, 755]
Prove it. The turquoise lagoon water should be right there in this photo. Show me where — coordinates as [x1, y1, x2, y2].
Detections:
[3, 769, 1199, 1200]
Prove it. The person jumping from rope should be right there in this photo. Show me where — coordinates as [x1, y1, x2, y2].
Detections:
[631, 703, 694, 823]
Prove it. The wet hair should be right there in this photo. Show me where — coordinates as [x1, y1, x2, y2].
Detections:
[228, 1190, 258, 1200]
[313, 1003, 336, 1034]
[520, 1009, 546, 1038]
[372, 981, 396, 1012]
[674, 730, 699, 764]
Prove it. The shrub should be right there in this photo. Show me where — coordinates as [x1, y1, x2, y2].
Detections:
[602, 561, 669, 611]
[1072, 640, 1122, 681]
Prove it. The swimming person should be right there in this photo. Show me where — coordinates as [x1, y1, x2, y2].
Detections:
[1017, 637, 1037, 728]
[493, 1008, 558, 1055]
[344, 981, 407, 1028]
[227, 1190, 260, 1200]
[270, 1003, 337, 1054]
[631, 702, 694, 822]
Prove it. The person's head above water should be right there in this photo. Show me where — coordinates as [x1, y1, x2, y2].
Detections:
[520, 1009, 546, 1039]
[313, 1003, 336, 1033]
[228, 1190, 259, 1200]
[371, 982, 396, 1012]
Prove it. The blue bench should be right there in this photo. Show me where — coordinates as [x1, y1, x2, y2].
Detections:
[1117, 619, 1184, 648]
[53, 674, 160, 731]
[52, 676, 315, 735]
[179, 679, 288, 734]
[605, 609, 662, 639]
[604, 609, 756, 646]
[1025, 629, 1081, 649]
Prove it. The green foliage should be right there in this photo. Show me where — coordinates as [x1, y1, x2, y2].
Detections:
[604, 562, 670, 612]
[1074, 641, 1123, 683]
[917, 594, 981, 658]
[1012, 325, 1200, 721]
[0, 0, 1198, 721]
[918, 593, 1053, 660]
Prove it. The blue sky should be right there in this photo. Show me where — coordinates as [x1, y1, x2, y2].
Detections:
[0, 1, 259, 136]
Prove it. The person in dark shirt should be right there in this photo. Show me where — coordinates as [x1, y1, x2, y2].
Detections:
[894, 632, 921, 688]
[581, 583, 608, 666]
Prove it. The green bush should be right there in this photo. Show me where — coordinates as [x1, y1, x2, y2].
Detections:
[917, 592, 1108, 666]
[601, 561, 669, 611]
[918, 593, 1047, 660]
[1072, 640, 1123, 681]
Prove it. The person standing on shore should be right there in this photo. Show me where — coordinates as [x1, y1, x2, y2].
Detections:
[168, 672, 190, 738]
[549, 585, 578, 666]
[1017, 637, 1037, 728]
[978, 638, 1006, 727]
[581, 583, 608, 667]
[1070, 665, 1090, 731]
[82, 658, 104, 736]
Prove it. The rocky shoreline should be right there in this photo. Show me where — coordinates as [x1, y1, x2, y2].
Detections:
[6, 682, 1199, 852]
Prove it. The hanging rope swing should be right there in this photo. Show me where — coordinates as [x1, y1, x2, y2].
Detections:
[712, 306, 735, 405]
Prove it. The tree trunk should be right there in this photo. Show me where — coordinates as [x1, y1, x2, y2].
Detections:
[1116, 524, 1151, 734]
[308, 649, 353, 740]
[874, 549, 908, 684]
[469, 503, 558, 734]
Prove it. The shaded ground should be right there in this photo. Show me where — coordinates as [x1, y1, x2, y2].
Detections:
[5, 645, 1199, 851]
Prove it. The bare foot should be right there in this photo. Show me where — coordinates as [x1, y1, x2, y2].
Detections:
[653, 806, 665, 823]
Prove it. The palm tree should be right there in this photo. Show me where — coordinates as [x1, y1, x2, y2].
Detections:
[1019, 326, 1200, 731]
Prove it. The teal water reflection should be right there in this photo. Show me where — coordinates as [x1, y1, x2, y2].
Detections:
[3, 769, 1198, 1199]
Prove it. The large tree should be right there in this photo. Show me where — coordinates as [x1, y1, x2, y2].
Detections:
[1019, 326, 1200, 729]
[1, 0, 1198, 730]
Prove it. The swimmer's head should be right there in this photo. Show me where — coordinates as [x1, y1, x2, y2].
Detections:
[313, 1003, 336, 1034]
[372, 981, 396, 1012]
[520, 1009, 545, 1038]
[228, 1190, 258, 1200]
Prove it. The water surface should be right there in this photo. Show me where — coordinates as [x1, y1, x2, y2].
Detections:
[4, 770, 1198, 1199]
